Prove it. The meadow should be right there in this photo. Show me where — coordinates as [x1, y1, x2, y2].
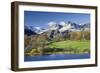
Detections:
[48, 40, 90, 54]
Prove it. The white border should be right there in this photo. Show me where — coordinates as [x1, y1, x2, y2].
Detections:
[18, 5, 96, 68]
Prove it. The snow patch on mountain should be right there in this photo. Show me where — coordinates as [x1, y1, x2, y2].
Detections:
[25, 21, 90, 36]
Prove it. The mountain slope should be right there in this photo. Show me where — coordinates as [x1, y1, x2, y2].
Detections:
[24, 21, 90, 37]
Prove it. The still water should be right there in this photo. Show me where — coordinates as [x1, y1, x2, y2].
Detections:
[24, 54, 90, 62]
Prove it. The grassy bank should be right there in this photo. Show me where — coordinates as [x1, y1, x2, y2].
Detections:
[48, 40, 90, 54]
[49, 40, 90, 50]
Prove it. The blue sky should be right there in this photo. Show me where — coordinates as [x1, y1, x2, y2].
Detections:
[24, 11, 90, 28]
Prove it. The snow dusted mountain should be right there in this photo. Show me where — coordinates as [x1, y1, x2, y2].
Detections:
[24, 21, 90, 37]
[24, 25, 37, 36]
[47, 21, 90, 39]
[24, 25, 48, 35]
[24, 25, 37, 32]
[34, 27, 49, 34]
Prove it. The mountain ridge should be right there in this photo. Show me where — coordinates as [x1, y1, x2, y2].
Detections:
[24, 21, 90, 37]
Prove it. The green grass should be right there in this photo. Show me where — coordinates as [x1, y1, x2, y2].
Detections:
[25, 40, 90, 56]
[49, 40, 90, 50]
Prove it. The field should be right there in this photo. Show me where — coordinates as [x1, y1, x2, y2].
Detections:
[48, 40, 90, 54]
[49, 40, 90, 50]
